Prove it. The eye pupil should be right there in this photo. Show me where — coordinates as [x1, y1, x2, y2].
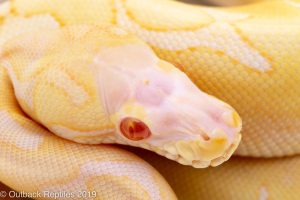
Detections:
[129, 126, 134, 134]
[120, 117, 151, 141]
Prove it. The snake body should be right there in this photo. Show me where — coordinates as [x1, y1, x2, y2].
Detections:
[0, 0, 300, 199]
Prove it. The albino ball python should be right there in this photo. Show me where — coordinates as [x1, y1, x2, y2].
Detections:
[0, 0, 299, 199]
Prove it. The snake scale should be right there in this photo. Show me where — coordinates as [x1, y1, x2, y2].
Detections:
[0, 0, 299, 199]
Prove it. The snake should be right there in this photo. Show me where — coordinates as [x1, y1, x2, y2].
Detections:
[0, 0, 299, 199]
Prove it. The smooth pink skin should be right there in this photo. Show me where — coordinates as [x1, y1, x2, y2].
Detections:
[133, 68, 238, 145]
[91, 44, 240, 147]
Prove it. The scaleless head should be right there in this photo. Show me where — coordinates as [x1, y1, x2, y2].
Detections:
[91, 34, 242, 168]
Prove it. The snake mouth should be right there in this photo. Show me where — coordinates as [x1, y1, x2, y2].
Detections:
[148, 132, 242, 168]
[111, 128, 242, 168]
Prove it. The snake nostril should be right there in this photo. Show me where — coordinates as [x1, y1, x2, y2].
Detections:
[202, 133, 210, 141]
[120, 117, 151, 141]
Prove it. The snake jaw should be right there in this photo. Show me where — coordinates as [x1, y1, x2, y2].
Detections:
[112, 128, 241, 168]
[160, 131, 242, 168]
[146, 122, 242, 168]
[144, 126, 242, 168]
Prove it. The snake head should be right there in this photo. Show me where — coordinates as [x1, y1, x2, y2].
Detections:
[92, 39, 242, 168]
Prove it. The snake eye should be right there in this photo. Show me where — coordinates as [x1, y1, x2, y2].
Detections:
[120, 117, 151, 141]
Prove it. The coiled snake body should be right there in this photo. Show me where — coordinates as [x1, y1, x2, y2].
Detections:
[0, 0, 299, 199]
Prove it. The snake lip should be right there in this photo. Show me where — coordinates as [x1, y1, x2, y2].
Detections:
[163, 133, 242, 168]
[112, 130, 241, 168]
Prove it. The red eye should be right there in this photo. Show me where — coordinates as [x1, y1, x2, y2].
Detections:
[120, 117, 151, 141]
